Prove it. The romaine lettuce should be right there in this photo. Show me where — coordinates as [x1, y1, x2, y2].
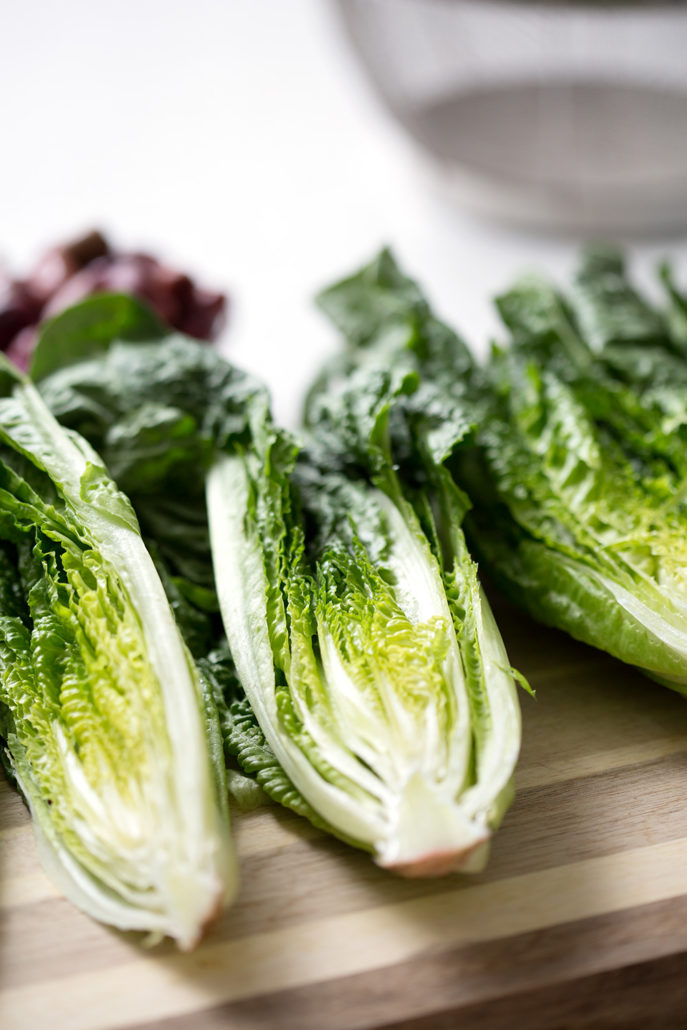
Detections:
[0, 350, 236, 948]
[467, 248, 687, 691]
[206, 250, 521, 874]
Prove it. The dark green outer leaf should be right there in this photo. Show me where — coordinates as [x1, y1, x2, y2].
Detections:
[30, 293, 167, 382]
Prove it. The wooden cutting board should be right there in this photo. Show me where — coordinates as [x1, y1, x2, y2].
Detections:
[3, 600, 687, 1030]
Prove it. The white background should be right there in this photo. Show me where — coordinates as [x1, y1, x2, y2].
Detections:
[1, 0, 686, 425]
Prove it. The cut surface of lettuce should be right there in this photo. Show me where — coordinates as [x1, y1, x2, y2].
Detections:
[468, 248, 687, 692]
[206, 251, 522, 875]
[0, 354, 236, 948]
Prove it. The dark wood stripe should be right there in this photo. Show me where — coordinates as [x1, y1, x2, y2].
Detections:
[125, 894, 687, 1030]
[0, 781, 30, 832]
[378, 954, 687, 1030]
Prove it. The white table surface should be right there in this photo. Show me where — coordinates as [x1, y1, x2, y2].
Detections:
[1, 0, 686, 426]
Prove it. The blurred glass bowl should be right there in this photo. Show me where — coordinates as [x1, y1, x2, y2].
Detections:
[335, 0, 687, 232]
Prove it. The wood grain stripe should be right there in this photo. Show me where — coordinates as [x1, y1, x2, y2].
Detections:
[126, 894, 687, 1030]
[1, 869, 54, 908]
[3, 838, 687, 1030]
[0, 784, 29, 833]
[376, 953, 687, 1030]
[515, 736, 687, 790]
